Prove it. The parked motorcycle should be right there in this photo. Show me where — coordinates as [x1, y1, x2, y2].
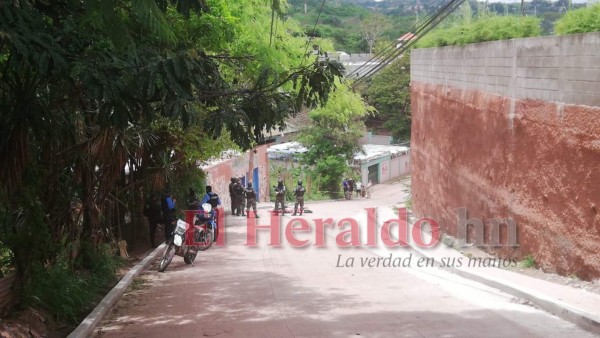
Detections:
[158, 203, 215, 272]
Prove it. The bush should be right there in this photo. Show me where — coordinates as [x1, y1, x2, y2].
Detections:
[555, 4, 600, 35]
[521, 254, 536, 268]
[25, 244, 122, 323]
[0, 241, 14, 277]
[417, 15, 542, 48]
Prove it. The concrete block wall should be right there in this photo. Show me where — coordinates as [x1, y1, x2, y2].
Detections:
[411, 32, 600, 107]
[410, 32, 600, 280]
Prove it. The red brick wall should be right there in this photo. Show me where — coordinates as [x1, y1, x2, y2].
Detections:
[410, 81, 600, 279]
[203, 145, 270, 209]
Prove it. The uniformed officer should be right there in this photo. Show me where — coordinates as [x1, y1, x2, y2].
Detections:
[244, 182, 259, 218]
[292, 180, 306, 216]
[228, 177, 236, 214]
[233, 178, 245, 216]
[274, 178, 286, 215]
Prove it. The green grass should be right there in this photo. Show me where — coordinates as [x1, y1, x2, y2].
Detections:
[520, 254, 536, 268]
[25, 244, 123, 323]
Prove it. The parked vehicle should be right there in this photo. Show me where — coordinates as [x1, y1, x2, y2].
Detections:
[158, 204, 215, 272]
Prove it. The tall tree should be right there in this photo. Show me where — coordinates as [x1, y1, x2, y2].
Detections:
[0, 0, 345, 314]
[360, 13, 390, 54]
[363, 53, 412, 143]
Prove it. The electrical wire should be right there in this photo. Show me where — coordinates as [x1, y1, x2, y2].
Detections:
[351, 0, 465, 86]
[345, 0, 451, 79]
[348, 0, 467, 88]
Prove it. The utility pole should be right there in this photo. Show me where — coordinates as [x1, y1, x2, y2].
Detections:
[304, 0, 307, 14]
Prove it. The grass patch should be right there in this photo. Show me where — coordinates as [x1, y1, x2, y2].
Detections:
[24, 244, 123, 323]
[520, 254, 536, 269]
[130, 276, 149, 291]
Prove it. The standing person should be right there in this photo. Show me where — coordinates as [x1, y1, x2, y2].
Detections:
[366, 179, 373, 198]
[342, 178, 349, 199]
[239, 176, 246, 215]
[274, 178, 286, 215]
[292, 180, 306, 216]
[143, 194, 162, 248]
[355, 181, 363, 198]
[200, 185, 222, 240]
[228, 177, 236, 215]
[200, 185, 221, 208]
[347, 177, 355, 199]
[233, 178, 245, 216]
[186, 187, 199, 210]
[161, 190, 176, 242]
[244, 182, 260, 218]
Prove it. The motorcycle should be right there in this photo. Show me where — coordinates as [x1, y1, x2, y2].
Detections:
[158, 203, 216, 272]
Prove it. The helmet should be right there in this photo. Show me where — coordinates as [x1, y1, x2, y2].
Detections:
[298, 180, 302, 185]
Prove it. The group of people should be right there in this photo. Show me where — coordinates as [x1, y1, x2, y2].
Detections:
[143, 176, 373, 246]
[228, 177, 259, 218]
[273, 178, 306, 216]
[343, 178, 372, 199]
[143, 186, 222, 248]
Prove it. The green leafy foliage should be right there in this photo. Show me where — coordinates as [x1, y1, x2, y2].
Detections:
[299, 84, 370, 198]
[0, 0, 345, 322]
[555, 3, 600, 35]
[0, 241, 14, 277]
[25, 245, 122, 323]
[521, 254, 536, 268]
[363, 53, 411, 142]
[417, 13, 542, 48]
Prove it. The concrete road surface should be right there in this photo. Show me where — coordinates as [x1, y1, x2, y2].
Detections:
[95, 180, 596, 337]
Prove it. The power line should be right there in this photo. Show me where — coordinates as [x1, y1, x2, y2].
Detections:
[345, 0, 451, 80]
[348, 0, 467, 88]
[351, 0, 465, 86]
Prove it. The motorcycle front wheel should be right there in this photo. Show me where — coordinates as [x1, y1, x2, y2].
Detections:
[197, 229, 213, 251]
[158, 243, 176, 272]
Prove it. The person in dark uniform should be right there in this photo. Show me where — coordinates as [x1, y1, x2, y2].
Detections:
[292, 180, 306, 216]
[200, 185, 221, 241]
[274, 178, 286, 215]
[143, 194, 162, 247]
[233, 178, 246, 216]
[161, 190, 176, 242]
[244, 182, 259, 218]
[186, 187, 199, 210]
[228, 177, 236, 214]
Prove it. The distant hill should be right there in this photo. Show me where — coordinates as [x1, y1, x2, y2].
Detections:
[286, 0, 583, 53]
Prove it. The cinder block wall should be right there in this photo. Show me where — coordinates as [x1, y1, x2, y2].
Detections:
[410, 33, 600, 279]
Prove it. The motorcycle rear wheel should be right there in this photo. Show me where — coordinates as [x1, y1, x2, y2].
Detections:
[158, 243, 176, 272]
[184, 251, 197, 264]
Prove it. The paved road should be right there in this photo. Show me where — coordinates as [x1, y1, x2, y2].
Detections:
[95, 181, 595, 337]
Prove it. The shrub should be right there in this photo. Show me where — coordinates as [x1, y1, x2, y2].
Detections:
[25, 244, 122, 323]
[417, 15, 542, 48]
[555, 3, 600, 35]
[521, 254, 536, 268]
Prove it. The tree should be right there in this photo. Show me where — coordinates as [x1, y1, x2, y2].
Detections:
[299, 84, 372, 198]
[0, 0, 345, 319]
[363, 54, 412, 142]
[360, 13, 390, 54]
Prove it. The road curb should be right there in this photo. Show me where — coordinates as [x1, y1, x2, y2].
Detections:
[67, 244, 165, 338]
[440, 265, 600, 335]
[399, 213, 600, 335]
